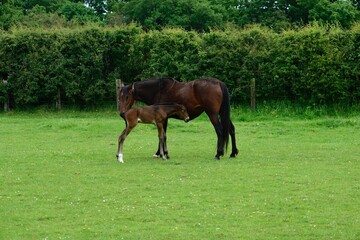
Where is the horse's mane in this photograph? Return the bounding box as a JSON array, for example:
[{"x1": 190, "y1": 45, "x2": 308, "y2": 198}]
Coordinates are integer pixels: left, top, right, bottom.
[
  {"x1": 145, "y1": 77, "x2": 177, "y2": 90},
  {"x1": 147, "y1": 76, "x2": 175, "y2": 82}
]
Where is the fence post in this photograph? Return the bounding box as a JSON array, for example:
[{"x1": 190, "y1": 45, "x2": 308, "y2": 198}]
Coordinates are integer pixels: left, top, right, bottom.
[
  {"x1": 250, "y1": 78, "x2": 256, "y2": 110},
  {"x1": 4, "y1": 97, "x2": 9, "y2": 112},
  {"x1": 55, "y1": 87, "x2": 61, "y2": 111},
  {"x1": 116, "y1": 79, "x2": 123, "y2": 110},
  {"x1": 2, "y1": 80, "x2": 9, "y2": 112}
]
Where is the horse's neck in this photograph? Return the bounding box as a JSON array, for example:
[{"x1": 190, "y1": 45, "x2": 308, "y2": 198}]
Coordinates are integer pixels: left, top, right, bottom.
[
  {"x1": 136, "y1": 78, "x2": 179, "y2": 104},
  {"x1": 134, "y1": 82, "x2": 156, "y2": 103}
]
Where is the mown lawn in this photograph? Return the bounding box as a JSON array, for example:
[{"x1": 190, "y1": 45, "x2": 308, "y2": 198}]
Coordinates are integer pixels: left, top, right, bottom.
[{"x1": 0, "y1": 111, "x2": 359, "y2": 239}]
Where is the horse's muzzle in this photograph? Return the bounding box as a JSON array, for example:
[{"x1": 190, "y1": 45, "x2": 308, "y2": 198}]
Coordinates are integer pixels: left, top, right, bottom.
[
  {"x1": 120, "y1": 112, "x2": 126, "y2": 119},
  {"x1": 184, "y1": 117, "x2": 190, "y2": 123}
]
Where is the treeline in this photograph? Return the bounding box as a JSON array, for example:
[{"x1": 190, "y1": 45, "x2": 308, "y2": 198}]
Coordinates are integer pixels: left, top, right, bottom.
[
  {"x1": 1, "y1": 0, "x2": 360, "y2": 32},
  {"x1": 0, "y1": 24, "x2": 359, "y2": 109}
]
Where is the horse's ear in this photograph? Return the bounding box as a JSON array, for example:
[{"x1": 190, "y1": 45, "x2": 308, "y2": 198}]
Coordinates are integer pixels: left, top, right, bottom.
[{"x1": 129, "y1": 83, "x2": 135, "y2": 95}]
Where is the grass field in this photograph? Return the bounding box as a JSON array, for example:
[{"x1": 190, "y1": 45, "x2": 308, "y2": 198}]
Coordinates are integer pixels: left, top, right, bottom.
[{"x1": 1, "y1": 109, "x2": 359, "y2": 239}]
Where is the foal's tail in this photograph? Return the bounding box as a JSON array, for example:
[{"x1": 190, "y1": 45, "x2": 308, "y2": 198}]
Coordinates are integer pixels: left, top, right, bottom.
[{"x1": 219, "y1": 82, "x2": 230, "y2": 152}]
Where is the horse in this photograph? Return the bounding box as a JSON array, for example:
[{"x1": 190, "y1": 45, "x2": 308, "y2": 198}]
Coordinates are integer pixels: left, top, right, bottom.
[
  {"x1": 117, "y1": 77, "x2": 239, "y2": 160},
  {"x1": 116, "y1": 103, "x2": 190, "y2": 163}
]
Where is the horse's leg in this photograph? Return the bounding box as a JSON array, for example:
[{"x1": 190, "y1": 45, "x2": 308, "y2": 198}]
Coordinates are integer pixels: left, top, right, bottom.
[
  {"x1": 163, "y1": 131, "x2": 170, "y2": 159},
  {"x1": 229, "y1": 120, "x2": 239, "y2": 158},
  {"x1": 116, "y1": 122, "x2": 136, "y2": 163},
  {"x1": 154, "y1": 118, "x2": 168, "y2": 158},
  {"x1": 207, "y1": 113, "x2": 224, "y2": 160},
  {"x1": 157, "y1": 123, "x2": 167, "y2": 160}
]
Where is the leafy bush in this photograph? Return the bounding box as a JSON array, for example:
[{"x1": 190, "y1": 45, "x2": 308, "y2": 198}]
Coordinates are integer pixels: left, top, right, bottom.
[
  {"x1": 0, "y1": 24, "x2": 359, "y2": 109},
  {"x1": 268, "y1": 25, "x2": 359, "y2": 104}
]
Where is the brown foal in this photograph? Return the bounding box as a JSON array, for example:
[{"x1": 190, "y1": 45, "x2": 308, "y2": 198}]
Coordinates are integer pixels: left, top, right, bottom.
[{"x1": 117, "y1": 103, "x2": 189, "y2": 163}]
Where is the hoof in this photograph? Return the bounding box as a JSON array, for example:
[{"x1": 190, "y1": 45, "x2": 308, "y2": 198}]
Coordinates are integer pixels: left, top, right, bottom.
[
  {"x1": 153, "y1": 154, "x2": 160, "y2": 158},
  {"x1": 214, "y1": 155, "x2": 221, "y2": 160},
  {"x1": 214, "y1": 151, "x2": 223, "y2": 160},
  {"x1": 116, "y1": 154, "x2": 124, "y2": 163},
  {"x1": 230, "y1": 149, "x2": 239, "y2": 158}
]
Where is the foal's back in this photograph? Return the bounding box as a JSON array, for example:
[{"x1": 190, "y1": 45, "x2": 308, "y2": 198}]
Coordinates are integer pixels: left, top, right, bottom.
[
  {"x1": 126, "y1": 106, "x2": 167, "y2": 124},
  {"x1": 126, "y1": 104, "x2": 185, "y2": 124}
]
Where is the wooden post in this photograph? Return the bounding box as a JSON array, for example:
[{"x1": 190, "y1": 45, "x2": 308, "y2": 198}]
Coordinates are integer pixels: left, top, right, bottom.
[
  {"x1": 2, "y1": 80, "x2": 9, "y2": 112},
  {"x1": 250, "y1": 78, "x2": 256, "y2": 110},
  {"x1": 55, "y1": 88, "x2": 61, "y2": 111},
  {"x1": 4, "y1": 100, "x2": 9, "y2": 112},
  {"x1": 4, "y1": 102, "x2": 9, "y2": 111},
  {"x1": 115, "y1": 79, "x2": 123, "y2": 110}
]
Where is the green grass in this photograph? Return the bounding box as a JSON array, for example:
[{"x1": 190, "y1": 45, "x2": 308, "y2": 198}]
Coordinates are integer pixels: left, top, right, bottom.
[{"x1": 1, "y1": 110, "x2": 359, "y2": 239}]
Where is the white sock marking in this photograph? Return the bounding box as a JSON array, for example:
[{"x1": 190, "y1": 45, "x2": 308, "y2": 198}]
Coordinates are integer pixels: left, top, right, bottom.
[{"x1": 117, "y1": 154, "x2": 124, "y2": 163}]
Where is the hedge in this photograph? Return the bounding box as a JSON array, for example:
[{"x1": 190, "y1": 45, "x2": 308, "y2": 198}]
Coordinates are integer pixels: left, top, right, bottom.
[{"x1": 0, "y1": 24, "x2": 359, "y2": 109}]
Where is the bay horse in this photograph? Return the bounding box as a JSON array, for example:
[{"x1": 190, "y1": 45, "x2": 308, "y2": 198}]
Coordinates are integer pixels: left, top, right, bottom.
[
  {"x1": 117, "y1": 103, "x2": 190, "y2": 163},
  {"x1": 118, "y1": 77, "x2": 239, "y2": 160}
]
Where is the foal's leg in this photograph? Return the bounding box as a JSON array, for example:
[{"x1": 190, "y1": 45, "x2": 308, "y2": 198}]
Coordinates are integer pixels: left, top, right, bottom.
[
  {"x1": 117, "y1": 128, "x2": 127, "y2": 163},
  {"x1": 117, "y1": 121, "x2": 136, "y2": 163},
  {"x1": 154, "y1": 118, "x2": 169, "y2": 158},
  {"x1": 229, "y1": 120, "x2": 239, "y2": 158}
]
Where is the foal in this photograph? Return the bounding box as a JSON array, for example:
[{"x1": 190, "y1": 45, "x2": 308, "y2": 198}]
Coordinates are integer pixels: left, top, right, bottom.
[{"x1": 117, "y1": 104, "x2": 190, "y2": 163}]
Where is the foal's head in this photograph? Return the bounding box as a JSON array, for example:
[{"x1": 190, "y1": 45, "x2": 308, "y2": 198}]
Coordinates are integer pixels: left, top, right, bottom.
[
  {"x1": 118, "y1": 84, "x2": 135, "y2": 118},
  {"x1": 175, "y1": 104, "x2": 190, "y2": 122}
]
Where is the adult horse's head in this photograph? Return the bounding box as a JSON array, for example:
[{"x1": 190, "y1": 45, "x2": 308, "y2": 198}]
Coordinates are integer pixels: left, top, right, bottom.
[{"x1": 118, "y1": 83, "x2": 135, "y2": 118}]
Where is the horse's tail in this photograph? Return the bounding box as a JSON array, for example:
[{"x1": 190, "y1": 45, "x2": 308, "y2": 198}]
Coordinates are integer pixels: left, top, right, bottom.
[{"x1": 219, "y1": 82, "x2": 230, "y2": 151}]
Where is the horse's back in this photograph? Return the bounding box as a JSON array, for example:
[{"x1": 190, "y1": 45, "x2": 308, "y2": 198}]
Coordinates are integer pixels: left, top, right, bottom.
[
  {"x1": 193, "y1": 77, "x2": 223, "y2": 85},
  {"x1": 191, "y1": 78, "x2": 224, "y2": 112}
]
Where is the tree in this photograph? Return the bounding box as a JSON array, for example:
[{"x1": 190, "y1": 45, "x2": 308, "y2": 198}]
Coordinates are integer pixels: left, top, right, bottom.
[
  {"x1": 233, "y1": 0, "x2": 293, "y2": 30},
  {"x1": 121, "y1": 0, "x2": 227, "y2": 31},
  {"x1": 22, "y1": 0, "x2": 70, "y2": 12},
  {"x1": 82, "y1": 0, "x2": 107, "y2": 16},
  {"x1": 57, "y1": 2, "x2": 101, "y2": 23},
  {"x1": 232, "y1": 0, "x2": 359, "y2": 29},
  {"x1": 352, "y1": 0, "x2": 360, "y2": 10},
  {"x1": 309, "y1": 0, "x2": 358, "y2": 28},
  {"x1": 1, "y1": 0, "x2": 104, "y2": 30},
  {"x1": 14, "y1": 5, "x2": 67, "y2": 29},
  {"x1": 285, "y1": 0, "x2": 359, "y2": 28},
  {"x1": 0, "y1": 0, "x2": 24, "y2": 30}
]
